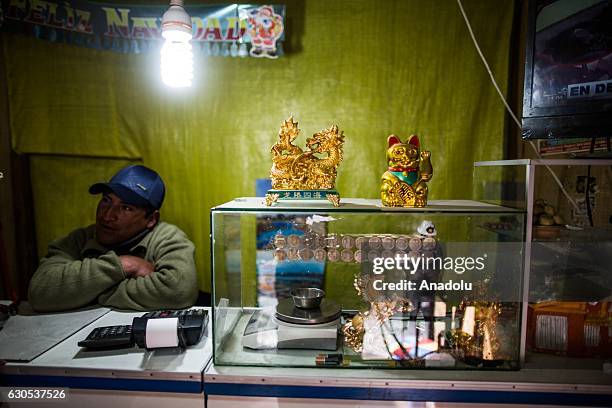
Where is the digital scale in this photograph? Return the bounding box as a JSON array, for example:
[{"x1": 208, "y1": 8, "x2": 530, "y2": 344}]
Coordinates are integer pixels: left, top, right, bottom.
[{"x1": 242, "y1": 298, "x2": 341, "y2": 350}]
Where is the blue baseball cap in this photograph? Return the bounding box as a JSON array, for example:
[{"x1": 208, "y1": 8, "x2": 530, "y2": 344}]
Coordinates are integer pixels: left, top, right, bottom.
[{"x1": 89, "y1": 165, "x2": 166, "y2": 210}]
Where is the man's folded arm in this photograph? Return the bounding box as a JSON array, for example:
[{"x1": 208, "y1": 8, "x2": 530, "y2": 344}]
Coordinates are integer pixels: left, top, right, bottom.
[
  {"x1": 98, "y1": 231, "x2": 198, "y2": 311},
  {"x1": 28, "y1": 231, "x2": 126, "y2": 312}
]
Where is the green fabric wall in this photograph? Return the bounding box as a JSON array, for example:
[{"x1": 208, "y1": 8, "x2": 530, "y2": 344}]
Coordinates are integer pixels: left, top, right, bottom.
[{"x1": 2, "y1": 0, "x2": 515, "y2": 293}]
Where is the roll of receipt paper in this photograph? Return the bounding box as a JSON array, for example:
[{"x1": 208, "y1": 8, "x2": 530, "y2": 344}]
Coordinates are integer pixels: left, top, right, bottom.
[{"x1": 145, "y1": 317, "x2": 179, "y2": 348}]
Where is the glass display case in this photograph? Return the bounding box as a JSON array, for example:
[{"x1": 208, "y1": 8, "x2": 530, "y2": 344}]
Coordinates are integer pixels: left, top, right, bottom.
[
  {"x1": 211, "y1": 198, "x2": 526, "y2": 370},
  {"x1": 474, "y1": 159, "x2": 612, "y2": 367}
]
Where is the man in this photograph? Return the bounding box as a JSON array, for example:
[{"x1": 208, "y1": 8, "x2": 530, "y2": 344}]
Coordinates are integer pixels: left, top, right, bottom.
[{"x1": 28, "y1": 165, "x2": 198, "y2": 312}]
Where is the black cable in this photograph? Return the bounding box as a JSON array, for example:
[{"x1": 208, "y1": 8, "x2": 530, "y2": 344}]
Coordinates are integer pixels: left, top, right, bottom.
[
  {"x1": 389, "y1": 321, "x2": 410, "y2": 358},
  {"x1": 379, "y1": 322, "x2": 396, "y2": 360},
  {"x1": 381, "y1": 319, "x2": 410, "y2": 360},
  {"x1": 585, "y1": 165, "x2": 594, "y2": 227},
  {"x1": 584, "y1": 137, "x2": 596, "y2": 227}
]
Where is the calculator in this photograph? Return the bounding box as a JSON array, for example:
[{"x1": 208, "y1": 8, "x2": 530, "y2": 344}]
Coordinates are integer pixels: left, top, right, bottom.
[{"x1": 77, "y1": 325, "x2": 134, "y2": 349}]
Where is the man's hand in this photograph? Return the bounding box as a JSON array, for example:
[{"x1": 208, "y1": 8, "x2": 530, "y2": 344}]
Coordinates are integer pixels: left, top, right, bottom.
[{"x1": 119, "y1": 255, "x2": 155, "y2": 278}]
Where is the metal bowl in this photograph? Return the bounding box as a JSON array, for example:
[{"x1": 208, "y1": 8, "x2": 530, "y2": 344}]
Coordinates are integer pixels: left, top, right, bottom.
[{"x1": 290, "y1": 287, "x2": 325, "y2": 309}]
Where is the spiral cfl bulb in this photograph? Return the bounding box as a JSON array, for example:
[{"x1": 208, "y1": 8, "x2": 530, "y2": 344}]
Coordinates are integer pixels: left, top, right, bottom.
[{"x1": 160, "y1": 0, "x2": 193, "y2": 88}]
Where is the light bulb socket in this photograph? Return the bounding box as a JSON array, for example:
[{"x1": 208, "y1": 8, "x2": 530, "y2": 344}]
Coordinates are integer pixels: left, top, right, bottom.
[{"x1": 161, "y1": 4, "x2": 192, "y2": 36}]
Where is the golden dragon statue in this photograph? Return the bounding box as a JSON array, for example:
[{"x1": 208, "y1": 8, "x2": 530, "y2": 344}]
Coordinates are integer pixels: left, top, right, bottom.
[{"x1": 267, "y1": 117, "x2": 345, "y2": 206}]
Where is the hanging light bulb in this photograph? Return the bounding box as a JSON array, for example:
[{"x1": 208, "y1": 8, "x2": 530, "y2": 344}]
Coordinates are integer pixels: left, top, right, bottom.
[{"x1": 160, "y1": 0, "x2": 193, "y2": 87}]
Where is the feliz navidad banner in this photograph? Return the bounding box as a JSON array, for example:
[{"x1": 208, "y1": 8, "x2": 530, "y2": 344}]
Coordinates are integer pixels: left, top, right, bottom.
[{"x1": 0, "y1": 0, "x2": 285, "y2": 58}]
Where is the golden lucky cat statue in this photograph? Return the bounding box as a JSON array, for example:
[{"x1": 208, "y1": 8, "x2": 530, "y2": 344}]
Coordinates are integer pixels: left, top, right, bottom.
[{"x1": 381, "y1": 134, "x2": 433, "y2": 207}]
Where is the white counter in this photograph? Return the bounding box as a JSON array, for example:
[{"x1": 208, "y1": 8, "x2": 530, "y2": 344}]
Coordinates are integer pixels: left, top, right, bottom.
[{"x1": 1, "y1": 307, "x2": 212, "y2": 407}]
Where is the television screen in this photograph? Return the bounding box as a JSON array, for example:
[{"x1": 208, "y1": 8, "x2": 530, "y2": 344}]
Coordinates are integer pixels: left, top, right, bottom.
[{"x1": 522, "y1": 0, "x2": 612, "y2": 139}]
